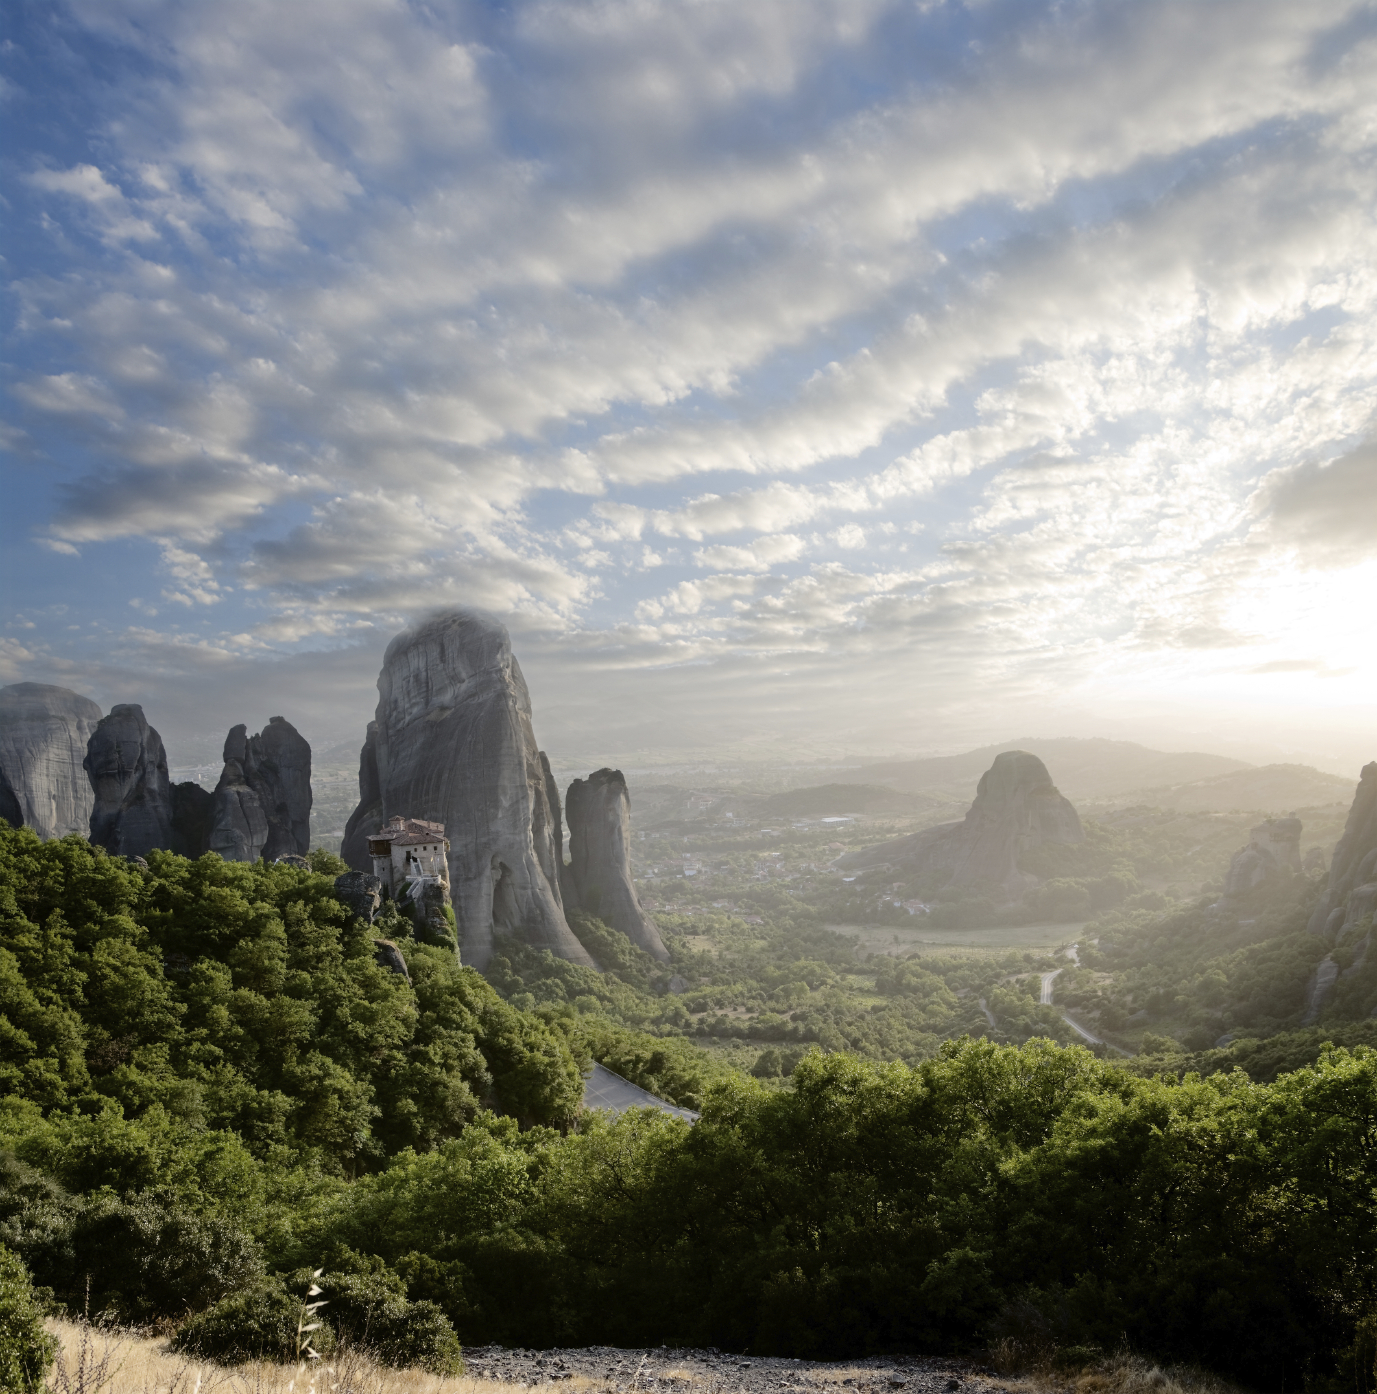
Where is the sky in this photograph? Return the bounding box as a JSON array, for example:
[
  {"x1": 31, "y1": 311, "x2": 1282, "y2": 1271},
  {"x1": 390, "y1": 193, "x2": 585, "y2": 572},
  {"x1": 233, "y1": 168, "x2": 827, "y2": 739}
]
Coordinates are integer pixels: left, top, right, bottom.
[{"x1": 3, "y1": 0, "x2": 1376, "y2": 775}]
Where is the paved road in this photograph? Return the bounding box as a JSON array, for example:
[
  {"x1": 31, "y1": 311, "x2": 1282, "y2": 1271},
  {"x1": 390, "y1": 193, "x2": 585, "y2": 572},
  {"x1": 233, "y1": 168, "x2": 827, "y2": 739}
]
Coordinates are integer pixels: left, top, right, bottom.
[
  {"x1": 1039, "y1": 969, "x2": 1061, "y2": 1005},
  {"x1": 583, "y1": 1063, "x2": 699, "y2": 1122}
]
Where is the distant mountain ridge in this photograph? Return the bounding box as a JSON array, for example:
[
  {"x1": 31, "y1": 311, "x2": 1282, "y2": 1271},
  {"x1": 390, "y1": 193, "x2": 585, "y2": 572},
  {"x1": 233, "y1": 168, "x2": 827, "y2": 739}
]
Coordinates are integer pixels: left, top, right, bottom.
[
  {"x1": 837, "y1": 738, "x2": 1251, "y2": 802},
  {"x1": 1127, "y1": 763, "x2": 1355, "y2": 813}
]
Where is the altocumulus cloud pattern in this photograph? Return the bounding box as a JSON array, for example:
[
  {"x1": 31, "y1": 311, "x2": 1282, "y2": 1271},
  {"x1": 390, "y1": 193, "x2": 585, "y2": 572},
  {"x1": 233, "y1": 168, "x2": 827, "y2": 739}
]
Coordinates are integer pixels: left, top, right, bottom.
[{"x1": 3, "y1": 0, "x2": 1376, "y2": 757}]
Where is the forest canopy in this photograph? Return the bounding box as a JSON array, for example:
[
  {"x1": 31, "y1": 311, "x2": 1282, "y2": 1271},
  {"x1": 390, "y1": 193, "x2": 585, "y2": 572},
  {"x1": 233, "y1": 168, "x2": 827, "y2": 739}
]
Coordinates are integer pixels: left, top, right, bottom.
[{"x1": 0, "y1": 824, "x2": 1375, "y2": 1389}]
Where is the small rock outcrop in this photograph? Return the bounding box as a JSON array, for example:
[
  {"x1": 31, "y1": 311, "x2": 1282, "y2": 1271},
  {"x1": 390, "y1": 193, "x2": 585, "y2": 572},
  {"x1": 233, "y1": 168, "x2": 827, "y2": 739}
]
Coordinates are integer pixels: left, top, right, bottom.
[
  {"x1": 564, "y1": 767, "x2": 668, "y2": 961},
  {"x1": 341, "y1": 610, "x2": 594, "y2": 972},
  {"x1": 85, "y1": 704, "x2": 178, "y2": 858},
  {"x1": 373, "y1": 939, "x2": 411, "y2": 981},
  {"x1": 334, "y1": 870, "x2": 383, "y2": 924},
  {"x1": 1223, "y1": 817, "x2": 1303, "y2": 898},
  {"x1": 207, "y1": 718, "x2": 312, "y2": 863},
  {"x1": 0, "y1": 683, "x2": 103, "y2": 839},
  {"x1": 1308, "y1": 762, "x2": 1377, "y2": 938},
  {"x1": 838, "y1": 750, "x2": 1084, "y2": 900}
]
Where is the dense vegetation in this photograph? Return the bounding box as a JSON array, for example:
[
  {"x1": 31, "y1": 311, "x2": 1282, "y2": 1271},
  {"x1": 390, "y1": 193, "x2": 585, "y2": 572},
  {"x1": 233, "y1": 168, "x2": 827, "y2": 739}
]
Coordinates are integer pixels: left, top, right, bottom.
[{"x1": 2, "y1": 821, "x2": 1376, "y2": 1390}]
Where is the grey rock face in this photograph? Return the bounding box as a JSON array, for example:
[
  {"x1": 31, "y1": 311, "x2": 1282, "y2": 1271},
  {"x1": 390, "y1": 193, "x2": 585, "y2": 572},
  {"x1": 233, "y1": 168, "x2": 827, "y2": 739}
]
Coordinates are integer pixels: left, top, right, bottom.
[
  {"x1": 373, "y1": 939, "x2": 411, "y2": 981},
  {"x1": 839, "y1": 750, "x2": 1084, "y2": 901},
  {"x1": 85, "y1": 704, "x2": 177, "y2": 858},
  {"x1": 565, "y1": 767, "x2": 669, "y2": 962},
  {"x1": 0, "y1": 683, "x2": 103, "y2": 839},
  {"x1": 408, "y1": 878, "x2": 454, "y2": 945},
  {"x1": 341, "y1": 722, "x2": 382, "y2": 870},
  {"x1": 1223, "y1": 817, "x2": 1303, "y2": 898},
  {"x1": 170, "y1": 781, "x2": 215, "y2": 857},
  {"x1": 1308, "y1": 762, "x2": 1377, "y2": 936},
  {"x1": 208, "y1": 718, "x2": 312, "y2": 863},
  {"x1": 334, "y1": 870, "x2": 383, "y2": 924},
  {"x1": 275, "y1": 853, "x2": 311, "y2": 870},
  {"x1": 341, "y1": 610, "x2": 594, "y2": 972}
]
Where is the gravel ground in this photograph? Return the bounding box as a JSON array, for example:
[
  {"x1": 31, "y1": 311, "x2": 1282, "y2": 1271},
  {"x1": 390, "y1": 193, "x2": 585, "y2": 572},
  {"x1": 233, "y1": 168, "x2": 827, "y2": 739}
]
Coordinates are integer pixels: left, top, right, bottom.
[{"x1": 461, "y1": 1347, "x2": 1014, "y2": 1394}]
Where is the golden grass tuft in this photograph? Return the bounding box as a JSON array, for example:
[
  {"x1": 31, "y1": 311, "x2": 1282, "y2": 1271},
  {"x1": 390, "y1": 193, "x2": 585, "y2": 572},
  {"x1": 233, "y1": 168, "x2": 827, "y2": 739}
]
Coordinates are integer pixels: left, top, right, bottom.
[
  {"x1": 44, "y1": 1318, "x2": 515, "y2": 1394},
  {"x1": 988, "y1": 1351, "x2": 1249, "y2": 1394}
]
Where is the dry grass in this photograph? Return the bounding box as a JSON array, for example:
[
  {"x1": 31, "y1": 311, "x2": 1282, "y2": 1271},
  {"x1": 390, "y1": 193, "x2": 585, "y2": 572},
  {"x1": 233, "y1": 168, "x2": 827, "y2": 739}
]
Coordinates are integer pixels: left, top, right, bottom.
[
  {"x1": 991, "y1": 1351, "x2": 1249, "y2": 1394},
  {"x1": 43, "y1": 1319, "x2": 510, "y2": 1394}
]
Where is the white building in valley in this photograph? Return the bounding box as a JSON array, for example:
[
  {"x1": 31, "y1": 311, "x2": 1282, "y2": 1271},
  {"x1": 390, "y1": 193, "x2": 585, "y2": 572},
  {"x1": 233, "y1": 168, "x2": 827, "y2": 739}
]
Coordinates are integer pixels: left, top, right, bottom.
[{"x1": 367, "y1": 816, "x2": 449, "y2": 898}]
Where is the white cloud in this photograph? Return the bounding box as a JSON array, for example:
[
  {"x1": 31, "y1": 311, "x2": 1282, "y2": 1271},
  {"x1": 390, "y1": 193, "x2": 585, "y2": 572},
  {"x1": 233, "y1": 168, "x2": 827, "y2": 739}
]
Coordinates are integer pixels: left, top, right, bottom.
[{"x1": 7, "y1": 0, "x2": 1377, "y2": 755}]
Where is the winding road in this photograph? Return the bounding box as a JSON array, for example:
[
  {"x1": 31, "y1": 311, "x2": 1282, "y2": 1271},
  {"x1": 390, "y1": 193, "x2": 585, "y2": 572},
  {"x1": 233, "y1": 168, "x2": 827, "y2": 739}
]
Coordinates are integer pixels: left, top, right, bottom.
[{"x1": 1038, "y1": 944, "x2": 1114, "y2": 1047}]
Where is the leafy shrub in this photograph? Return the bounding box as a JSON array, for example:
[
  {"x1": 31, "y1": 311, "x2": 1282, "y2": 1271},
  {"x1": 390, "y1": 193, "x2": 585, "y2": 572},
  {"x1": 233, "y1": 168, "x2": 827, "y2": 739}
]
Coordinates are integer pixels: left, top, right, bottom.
[
  {"x1": 0, "y1": 1243, "x2": 57, "y2": 1393},
  {"x1": 172, "y1": 1259, "x2": 462, "y2": 1374},
  {"x1": 171, "y1": 1276, "x2": 307, "y2": 1364},
  {"x1": 567, "y1": 913, "x2": 658, "y2": 987},
  {"x1": 67, "y1": 1189, "x2": 262, "y2": 1323},
  {"x1": 323, "y1": 1250, "x2": 462, "y2": 1372}
]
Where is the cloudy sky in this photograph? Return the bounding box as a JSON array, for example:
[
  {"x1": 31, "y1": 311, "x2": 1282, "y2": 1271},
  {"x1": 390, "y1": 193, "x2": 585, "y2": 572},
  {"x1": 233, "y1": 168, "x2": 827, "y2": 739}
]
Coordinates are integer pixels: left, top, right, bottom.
[{"x1": 3, "y1": 0, "x2": 1376, "y2": 772}]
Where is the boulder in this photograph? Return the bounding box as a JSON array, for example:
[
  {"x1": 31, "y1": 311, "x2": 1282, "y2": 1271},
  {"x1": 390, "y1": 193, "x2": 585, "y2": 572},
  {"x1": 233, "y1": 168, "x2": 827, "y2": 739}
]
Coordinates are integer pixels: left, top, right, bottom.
[
  {"x1": 334, "y1": 870, "x2": 383, "y2": 924},
  {"x1": 839, "y1": 750, "x2": 1083, "y2": 901},
  {"x1": 340, "y1": 610, "x2": 594, "y2": 972},
  {"x1": 408, "y1": 878, "x2": 454, "y2": 945},
  {"x1": 564, "y1": 767, "x2": 669, "y2": 961},
  {"x1": 1223, "y1": 817, "x2": 1303, "y2": 898},
  {"x1": 275, "y1": 853, "x2": 311, "y2": 870},
  {"x1": 1308, "y1": 762, "x2": 1377, "y2": 936},
  {"x1": 207, "y1": 718, "x2": 312, "y2": 863},
  {"x1": 372, "y1": 938, "x2": 411, "y2": 981},
  {"x1": 0, "y1": 683, "x2": 103, "y2": 839},
  {"x1": 85, "y1": 704, "x2": 177, "y2": 858}
]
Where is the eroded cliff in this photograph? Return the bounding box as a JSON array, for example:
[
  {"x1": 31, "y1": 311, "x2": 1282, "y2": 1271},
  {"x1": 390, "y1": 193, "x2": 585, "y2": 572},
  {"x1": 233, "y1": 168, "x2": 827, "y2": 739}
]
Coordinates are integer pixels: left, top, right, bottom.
[
  {"x1": 565, "y1": 767, "x2": 669, "y2": 962},
  {"x1": 342, "y1": 610, "x2": 593, "y2": 972},
  {"x1": 0, "y1": 683, "x2": 103, "y2": 840}
]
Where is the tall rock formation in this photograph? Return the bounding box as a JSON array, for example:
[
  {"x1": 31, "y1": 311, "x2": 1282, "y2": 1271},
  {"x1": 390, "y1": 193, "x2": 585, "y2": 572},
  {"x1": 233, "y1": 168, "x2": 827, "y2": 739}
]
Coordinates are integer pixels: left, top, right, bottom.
[
  {"x1": 85, "y1": 704, "x2": 178, "y2": 858},
  {"x1": 838, "y1": 750, "x2": 1084, "y2": 900},
  {"x1": 341, "y1": 610, "x2": 594, "y2": 972},
  {"x1": 0, "y1": 683, "x2": 103, "y2": 839},
  {"x1": 565, "y1": 768, "x2": 669, "y2": 962},
  {"x1": 207, "y1": 718, "x2": 313, "y2": 862},
  {"x1": 1223, "y1": 817, "x2": 1303, "y2": 898},
  {"x1": 1308, "y1": 762, "x2": 1377, "y2": 938}
]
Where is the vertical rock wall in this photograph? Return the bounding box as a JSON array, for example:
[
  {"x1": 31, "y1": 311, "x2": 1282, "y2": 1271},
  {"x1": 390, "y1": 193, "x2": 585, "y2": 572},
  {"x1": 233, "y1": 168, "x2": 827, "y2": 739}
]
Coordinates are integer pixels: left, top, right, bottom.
[
  {"x1": 341, "y1": 610, "x2": 594, "y2": 972},
  {"x1": 207, "y1": 717, "x2": 313, "y2": 862},
  {"x1": 565, "y1": 767, "x2": 669, "y2": 962},
  {"x1": 1308, "y1": 762, "x2": 1377, "y2": 937},
  {"x1": 85, "y1": 704, "x2": 178, "y2": 858},
  {"x1": 0, "y1": 683, "x2": 103, "y2": 840}
]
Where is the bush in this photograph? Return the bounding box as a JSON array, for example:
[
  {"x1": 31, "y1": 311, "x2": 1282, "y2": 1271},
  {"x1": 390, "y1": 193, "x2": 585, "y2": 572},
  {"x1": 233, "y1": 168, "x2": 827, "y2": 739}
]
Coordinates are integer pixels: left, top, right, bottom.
[
  {"x1": 567, "y1": 913, "x2": 658, "y2": 987},
  {"x1": 69, "y1": 1189, "x2": 262, "y2": 1323},
  {"x1": 171, "y1": 1260, "x2": 462, "y2": 1374},
  {"x1": 323, "y1": 1250, "x2": 463, "y2": 1373},
  {"x1": 171, "y1": 1276, "x2": 308, "y2": 1364},
  {"x1": 0, "y1": 1243, "x2": 57, "y2": 1393}
]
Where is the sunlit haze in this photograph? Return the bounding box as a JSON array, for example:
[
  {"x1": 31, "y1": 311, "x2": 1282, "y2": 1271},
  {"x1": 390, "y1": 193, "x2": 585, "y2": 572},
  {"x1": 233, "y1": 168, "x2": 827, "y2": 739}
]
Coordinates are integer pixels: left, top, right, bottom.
[{"x1": 3, "y1": 0, "x2": 1375, "y2": 773}]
